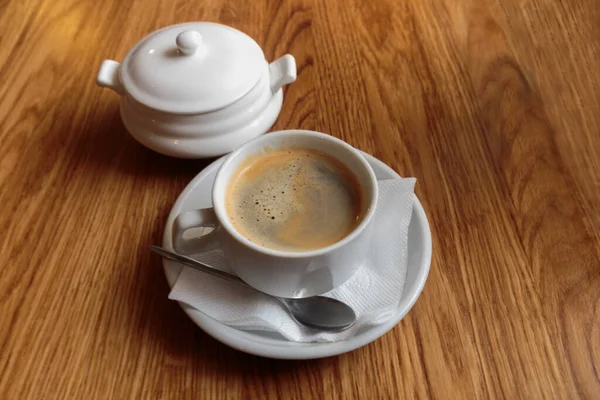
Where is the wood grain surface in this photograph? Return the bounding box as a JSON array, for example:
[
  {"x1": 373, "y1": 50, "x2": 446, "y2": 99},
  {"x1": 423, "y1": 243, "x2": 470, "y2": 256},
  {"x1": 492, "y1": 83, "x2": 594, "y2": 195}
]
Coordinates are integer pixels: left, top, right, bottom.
[{"x1": 1, "y1": 0, "x2": 599, "y2": 398}]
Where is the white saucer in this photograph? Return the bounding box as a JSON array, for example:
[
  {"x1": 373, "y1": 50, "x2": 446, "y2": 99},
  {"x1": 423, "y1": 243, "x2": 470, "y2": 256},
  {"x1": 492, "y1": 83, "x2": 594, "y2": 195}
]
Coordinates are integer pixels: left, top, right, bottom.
[{"x1": 162, "y1": 151, "x2": 432, "y2": 359}]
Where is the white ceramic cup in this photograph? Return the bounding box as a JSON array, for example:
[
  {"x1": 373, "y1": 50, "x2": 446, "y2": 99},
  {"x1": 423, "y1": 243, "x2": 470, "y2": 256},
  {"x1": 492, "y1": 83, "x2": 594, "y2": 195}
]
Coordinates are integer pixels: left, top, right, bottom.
[{"x1": 172, "y1": 130, "x2": 378, "y2": 298}]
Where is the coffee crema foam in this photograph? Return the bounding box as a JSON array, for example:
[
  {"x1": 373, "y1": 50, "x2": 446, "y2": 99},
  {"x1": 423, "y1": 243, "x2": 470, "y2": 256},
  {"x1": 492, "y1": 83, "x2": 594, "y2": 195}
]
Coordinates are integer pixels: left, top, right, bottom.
[{"x1": 225, "y1": 148, "x2": 363, "y2": 252}]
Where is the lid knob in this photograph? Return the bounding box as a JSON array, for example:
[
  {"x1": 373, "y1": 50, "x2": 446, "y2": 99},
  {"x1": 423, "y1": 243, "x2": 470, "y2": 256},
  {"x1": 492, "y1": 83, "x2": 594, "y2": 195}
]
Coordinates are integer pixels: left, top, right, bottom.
[{"x1": 176, "y1": 30, "x2": 203, "y2": 55}]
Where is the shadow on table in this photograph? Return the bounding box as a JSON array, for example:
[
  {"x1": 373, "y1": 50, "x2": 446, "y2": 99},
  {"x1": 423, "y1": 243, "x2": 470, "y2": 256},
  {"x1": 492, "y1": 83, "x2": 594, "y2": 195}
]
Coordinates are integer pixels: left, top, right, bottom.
[
  {"x1": 125, "y1": 218, "x2": 339, "y2": 379},
  {"x1": 65, "y1": 102, "x2": 217, "y2": 181}
]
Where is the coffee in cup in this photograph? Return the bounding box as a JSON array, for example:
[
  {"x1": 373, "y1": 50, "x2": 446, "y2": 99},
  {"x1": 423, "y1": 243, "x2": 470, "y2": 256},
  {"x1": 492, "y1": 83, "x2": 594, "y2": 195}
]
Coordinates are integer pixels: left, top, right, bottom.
[{"x1": 225, "y1": 148, "x2": 364, "y2": 252}]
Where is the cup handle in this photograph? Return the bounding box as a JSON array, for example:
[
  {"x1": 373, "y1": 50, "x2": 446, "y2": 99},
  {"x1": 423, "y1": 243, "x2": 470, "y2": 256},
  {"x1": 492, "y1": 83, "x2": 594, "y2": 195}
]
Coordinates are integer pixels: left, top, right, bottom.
[{"x1": 172, "y1": 208, "x2": 220, "y2": 255}]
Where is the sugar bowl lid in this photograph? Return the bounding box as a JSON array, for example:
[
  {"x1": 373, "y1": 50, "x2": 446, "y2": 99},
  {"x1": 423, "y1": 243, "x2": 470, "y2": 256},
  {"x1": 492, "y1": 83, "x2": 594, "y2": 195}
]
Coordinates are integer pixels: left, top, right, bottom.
[{"x1": 120, "y1": 22, "x2": 265, "y2": 114}]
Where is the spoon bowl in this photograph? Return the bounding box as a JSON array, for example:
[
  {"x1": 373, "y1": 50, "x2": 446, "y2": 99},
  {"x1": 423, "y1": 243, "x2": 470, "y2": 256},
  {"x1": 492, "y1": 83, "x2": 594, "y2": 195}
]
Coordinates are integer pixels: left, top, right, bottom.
[{"x1": 284, "y1": 297, "x2": 356, "y2": 331}]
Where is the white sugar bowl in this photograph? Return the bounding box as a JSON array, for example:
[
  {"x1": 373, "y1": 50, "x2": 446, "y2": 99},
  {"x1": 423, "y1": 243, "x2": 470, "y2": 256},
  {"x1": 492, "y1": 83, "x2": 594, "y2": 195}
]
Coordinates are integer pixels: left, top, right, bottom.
[{"x1": 96, "y1": 22, "x2": 296, "y2": 158}]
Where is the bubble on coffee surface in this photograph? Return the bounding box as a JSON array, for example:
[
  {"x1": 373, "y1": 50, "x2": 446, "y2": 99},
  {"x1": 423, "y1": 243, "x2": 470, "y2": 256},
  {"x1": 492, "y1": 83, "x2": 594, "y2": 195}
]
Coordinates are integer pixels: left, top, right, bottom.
[{"x1": 226, "y1": 148, "x2": 363, "y2": 252}]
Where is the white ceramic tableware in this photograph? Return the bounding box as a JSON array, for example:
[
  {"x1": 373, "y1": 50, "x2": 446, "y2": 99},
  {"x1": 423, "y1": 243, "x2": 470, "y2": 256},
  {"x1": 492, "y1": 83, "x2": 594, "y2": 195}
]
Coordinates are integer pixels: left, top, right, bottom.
[
  {"x1": 162, "y1": 151, "x2": 432, "y2": 359},
  {"x1": 96, "y1": 22, "x2": 296, "y2": 158},
  {"x1": 172, "y1": 130, "x2": 379, "y2": 298}
]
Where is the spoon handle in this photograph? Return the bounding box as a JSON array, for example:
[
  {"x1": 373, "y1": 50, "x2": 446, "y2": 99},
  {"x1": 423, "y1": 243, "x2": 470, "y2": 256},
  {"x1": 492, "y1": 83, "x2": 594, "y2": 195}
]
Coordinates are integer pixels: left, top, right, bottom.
[{"x1": 150, "y1": 245, "x2": 254, "y2": 290}]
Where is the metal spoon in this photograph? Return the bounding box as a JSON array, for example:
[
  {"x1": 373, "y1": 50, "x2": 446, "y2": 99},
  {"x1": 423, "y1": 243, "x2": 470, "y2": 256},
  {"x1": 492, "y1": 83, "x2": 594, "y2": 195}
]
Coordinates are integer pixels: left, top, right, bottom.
[{"x1": 151, "y1": 245, "x2": 357, "y2": 331}]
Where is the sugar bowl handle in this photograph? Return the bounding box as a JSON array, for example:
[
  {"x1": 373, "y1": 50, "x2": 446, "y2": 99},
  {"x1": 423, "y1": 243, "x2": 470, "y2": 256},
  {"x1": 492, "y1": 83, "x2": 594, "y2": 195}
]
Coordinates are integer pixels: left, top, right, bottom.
[
  {"x1": 269, "y1": 54, "x2": 297, "y2": 94},
  {"x1": 96, "y1": 60, "x2": 125, "y2": 95}
]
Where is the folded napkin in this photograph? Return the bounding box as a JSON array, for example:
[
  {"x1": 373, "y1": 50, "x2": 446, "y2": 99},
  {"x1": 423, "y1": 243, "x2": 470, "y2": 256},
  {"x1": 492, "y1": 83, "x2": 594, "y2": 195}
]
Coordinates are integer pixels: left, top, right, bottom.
[{"x1": 169, "y1": 178, "x2": 416, "y2": 342}]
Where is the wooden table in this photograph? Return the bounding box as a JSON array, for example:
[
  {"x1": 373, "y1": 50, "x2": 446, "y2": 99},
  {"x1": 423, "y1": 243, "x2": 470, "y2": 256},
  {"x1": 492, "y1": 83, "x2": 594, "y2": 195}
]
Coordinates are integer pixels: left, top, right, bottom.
[{"x1": 1, "y1": 0, "x2": 599, "y2": 398}]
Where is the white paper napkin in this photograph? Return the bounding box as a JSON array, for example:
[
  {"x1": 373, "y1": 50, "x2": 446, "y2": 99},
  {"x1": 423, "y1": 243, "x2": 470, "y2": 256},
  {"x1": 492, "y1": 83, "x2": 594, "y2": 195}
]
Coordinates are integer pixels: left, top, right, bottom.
[{"x1": 169, "y1": 178, "x2": 416, "y2": 343}]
